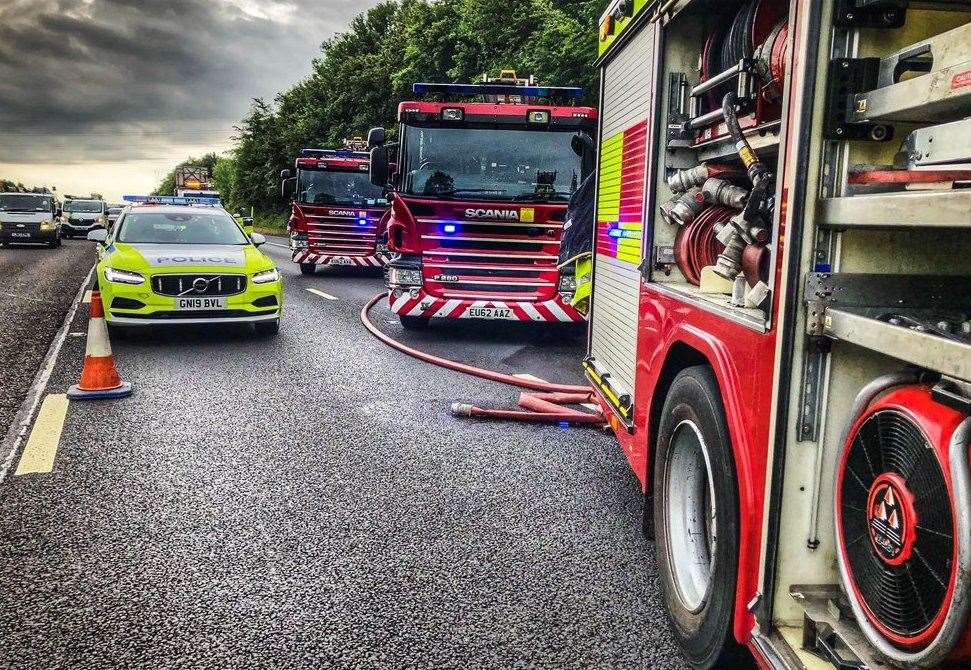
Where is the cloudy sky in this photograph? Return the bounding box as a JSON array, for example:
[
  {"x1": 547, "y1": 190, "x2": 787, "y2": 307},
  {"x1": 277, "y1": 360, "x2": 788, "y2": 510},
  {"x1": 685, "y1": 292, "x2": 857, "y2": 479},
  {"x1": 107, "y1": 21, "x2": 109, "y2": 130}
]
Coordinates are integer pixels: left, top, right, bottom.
[{"x1": 0, "y1": 0, "x2": 378, "y2": 201}]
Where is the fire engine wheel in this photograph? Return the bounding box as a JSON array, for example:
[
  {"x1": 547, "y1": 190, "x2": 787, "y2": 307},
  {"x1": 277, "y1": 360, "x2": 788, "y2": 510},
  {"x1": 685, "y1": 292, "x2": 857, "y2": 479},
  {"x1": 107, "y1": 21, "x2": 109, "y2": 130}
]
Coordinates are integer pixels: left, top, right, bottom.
[
  {"x1": 299, "y1": 263, "x2": 317, "y2": 276},
  {"x1": 399, "y1": 314, "x2": 430, "y2": 330},
  {"x1": 653, "y1": 365, "x2": 747, "y2": 669}
]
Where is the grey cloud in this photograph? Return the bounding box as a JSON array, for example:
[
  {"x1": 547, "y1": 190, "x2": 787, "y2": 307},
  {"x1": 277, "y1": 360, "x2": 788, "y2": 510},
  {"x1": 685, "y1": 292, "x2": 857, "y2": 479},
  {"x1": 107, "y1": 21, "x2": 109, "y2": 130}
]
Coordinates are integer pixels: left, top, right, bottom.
[{"x1": 0, "y1": 0, "x2": 375, "y2": 163}]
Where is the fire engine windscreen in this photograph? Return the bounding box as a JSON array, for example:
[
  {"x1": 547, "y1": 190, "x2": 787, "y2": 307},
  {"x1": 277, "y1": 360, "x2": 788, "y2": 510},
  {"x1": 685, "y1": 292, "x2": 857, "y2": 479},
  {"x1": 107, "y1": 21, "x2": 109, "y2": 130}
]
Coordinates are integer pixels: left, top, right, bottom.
[
  {"x1": 118, "y1": 212, "x2": 249, "y2": 245},
  {"x1": 400, "y1": 127, "x2": 582, "y2": 201},
  {"x1": 0, "y1": 194, "x2": 53, "y2": 212},
  {"x1": 297, "y1": 169, "x2": 388, "y2": 207}
]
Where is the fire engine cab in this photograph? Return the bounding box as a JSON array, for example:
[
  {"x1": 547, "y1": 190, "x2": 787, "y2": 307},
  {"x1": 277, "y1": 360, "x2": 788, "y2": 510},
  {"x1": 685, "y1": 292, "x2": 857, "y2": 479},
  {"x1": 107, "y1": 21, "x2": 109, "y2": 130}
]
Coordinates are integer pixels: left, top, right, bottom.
[
  {"x1": 367, "y1": 71, "x2": 598, "y2": 329},
  {"x1": 282, "y1": 141, "x2": 390, "y2": 275},
  {"x1": 589, "y1": 0, "x2": 970, "y2": 668}
]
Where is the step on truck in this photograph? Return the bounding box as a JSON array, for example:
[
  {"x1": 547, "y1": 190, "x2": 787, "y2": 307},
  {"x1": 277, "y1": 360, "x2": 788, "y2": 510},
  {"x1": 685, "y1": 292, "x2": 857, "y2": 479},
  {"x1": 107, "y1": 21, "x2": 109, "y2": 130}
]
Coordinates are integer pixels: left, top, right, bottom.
[
  {"x1": 282, "y1": 141, "x2": 390, "y2": 275},
  {"x1": 588, "y1": 1, "x2": 971, "y2": 668},
  {"x1": 367, "y1": 71, "x2": 598, "y2": 328}
]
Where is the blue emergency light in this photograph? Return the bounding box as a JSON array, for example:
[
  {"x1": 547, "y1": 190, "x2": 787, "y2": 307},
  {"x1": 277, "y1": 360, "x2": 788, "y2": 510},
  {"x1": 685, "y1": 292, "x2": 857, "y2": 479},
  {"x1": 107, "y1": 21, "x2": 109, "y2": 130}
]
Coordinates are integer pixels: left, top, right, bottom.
[
  {"x1": 443, "y1": 224, "x2": 458, "y2": 234},
  {"x1": 123, "y1": 195, "x2": 221, "y2": 206},
  {"x1": 412, "y1": 82, "x2": 584, "y2": 100},
  {"x1": 608, "y1": 227, "x2": 641, "y2": 240}
]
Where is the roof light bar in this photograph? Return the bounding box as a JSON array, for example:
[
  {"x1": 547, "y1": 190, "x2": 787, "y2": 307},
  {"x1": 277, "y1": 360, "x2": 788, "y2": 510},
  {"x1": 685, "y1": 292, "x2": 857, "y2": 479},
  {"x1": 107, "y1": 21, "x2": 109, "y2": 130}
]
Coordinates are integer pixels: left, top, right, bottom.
[
  {"x1": 123, "y1": 195, "x2": 221, "y2": 206},
  {"x1": 412, "y1": 83, "x2": 584, "y2": 100}
]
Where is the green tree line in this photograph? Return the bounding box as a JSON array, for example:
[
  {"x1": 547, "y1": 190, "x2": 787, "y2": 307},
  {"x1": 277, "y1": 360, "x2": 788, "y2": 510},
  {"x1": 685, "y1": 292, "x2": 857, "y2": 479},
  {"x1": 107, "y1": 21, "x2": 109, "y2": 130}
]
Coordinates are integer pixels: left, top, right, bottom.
[{"x1": 156, "y1": 0, "x2": 601, "y2": 221}]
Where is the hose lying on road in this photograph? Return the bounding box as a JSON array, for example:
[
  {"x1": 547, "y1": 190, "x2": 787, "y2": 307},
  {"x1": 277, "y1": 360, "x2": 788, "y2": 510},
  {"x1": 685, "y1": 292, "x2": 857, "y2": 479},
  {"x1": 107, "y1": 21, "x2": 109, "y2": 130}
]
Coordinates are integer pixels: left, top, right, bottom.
[{"x1": 361, "y1": 294, "x2": 605, "y2": 426}]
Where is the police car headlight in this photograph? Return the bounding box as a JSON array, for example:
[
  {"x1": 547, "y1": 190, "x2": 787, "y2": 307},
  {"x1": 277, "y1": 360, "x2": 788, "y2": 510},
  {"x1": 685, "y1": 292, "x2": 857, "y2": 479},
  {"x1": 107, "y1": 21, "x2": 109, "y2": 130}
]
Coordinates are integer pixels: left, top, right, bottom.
[
  {"x1": 252, "y1": 269, "x2": 280, "y2": 284},
  {"x1": 105, "y1": 268, "x2": 145, "y2": 285},
  {"x1": 388, "y1": 267, "x2": 423, "y2": 286}
]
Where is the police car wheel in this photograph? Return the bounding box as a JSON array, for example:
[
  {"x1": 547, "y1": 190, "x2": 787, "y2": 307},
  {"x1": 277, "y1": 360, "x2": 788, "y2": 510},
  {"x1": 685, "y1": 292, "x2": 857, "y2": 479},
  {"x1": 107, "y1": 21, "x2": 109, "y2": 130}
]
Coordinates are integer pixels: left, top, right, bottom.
[
  {"x1": 299, "y1": 263, "x2": 317, "y2": 276},
  {"x1": 399, "y1": 315, "x2": 430, "y2": 330},
  {"x1": 653, "y1": 365, "x2": 749, "y2": 669}
]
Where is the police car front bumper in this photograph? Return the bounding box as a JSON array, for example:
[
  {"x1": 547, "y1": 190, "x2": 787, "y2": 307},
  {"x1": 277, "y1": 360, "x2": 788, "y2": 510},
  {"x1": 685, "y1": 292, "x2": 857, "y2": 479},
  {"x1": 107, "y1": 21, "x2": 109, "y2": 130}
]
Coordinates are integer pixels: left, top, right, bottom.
[{"x1": 108, "y1": 311, "x2": 280, "y2": 326}]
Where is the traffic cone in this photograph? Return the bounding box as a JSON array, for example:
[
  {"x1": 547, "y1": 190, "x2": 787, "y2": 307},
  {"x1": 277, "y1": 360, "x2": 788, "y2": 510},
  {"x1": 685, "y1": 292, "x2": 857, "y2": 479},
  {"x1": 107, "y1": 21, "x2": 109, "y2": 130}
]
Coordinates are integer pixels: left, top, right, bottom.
[{"x1": 67, "y1": 291, "x2": 133, "y2": 400}]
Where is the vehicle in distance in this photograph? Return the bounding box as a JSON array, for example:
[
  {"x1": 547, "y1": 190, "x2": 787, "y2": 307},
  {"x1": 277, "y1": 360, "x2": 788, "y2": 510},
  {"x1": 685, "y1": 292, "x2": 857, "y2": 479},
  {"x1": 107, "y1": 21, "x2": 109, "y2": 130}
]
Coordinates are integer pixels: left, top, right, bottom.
[
  {"x1": 88, "y1": 196, "x2": 283, "y2": 337},
  {"x1": 281, "y1": 146, "x2": 390, "y2": 274},
  {"x1": 106, "y1": 204, "x2": 125, "y2": 227},
  {"x1": 0, "y1": 192, "x2": 62, "y2": 248},
  {"x1": 61, "y1": 197, "x2": 107, "y2": 238}
]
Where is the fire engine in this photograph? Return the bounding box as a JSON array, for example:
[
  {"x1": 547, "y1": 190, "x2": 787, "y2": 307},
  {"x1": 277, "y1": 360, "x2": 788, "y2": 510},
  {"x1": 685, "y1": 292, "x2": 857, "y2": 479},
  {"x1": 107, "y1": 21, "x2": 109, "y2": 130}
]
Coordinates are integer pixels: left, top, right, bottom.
[
  {"x1": 367, "y1": 71, "x2": 598, "y2": 329},
  {"x1": 588, "y1": 1, "x2": 970, "y2": 668},
  {"x1": 281, "y1": 140, "x2": 390, "y2": 275}
]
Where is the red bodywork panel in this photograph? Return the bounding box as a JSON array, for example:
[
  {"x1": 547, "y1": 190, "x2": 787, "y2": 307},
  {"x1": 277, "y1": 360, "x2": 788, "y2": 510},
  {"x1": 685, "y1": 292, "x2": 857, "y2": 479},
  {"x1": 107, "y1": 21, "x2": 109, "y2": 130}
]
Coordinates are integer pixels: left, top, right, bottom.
[{"x1": 386, "y1": 195, "x2": 568, "y2": 303}]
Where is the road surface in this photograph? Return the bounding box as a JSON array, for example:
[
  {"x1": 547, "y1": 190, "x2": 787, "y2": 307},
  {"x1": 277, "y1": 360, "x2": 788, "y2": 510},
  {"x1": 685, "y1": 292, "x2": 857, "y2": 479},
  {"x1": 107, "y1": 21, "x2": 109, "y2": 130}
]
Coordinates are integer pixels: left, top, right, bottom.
[{"x1": 0, "y1": 237, "x2": 684, "y2": 668}]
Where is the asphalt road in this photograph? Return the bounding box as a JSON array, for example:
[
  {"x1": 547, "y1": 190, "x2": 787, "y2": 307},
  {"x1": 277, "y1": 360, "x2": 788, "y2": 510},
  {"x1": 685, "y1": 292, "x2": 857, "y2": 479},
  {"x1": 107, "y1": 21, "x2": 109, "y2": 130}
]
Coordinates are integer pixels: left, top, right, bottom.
[
  {"x1": 0, "y1": 237, "x2": 685, "y2": 668},
  {"x1": 0, "y1": 239, "x2": 94, "y2": 441}
]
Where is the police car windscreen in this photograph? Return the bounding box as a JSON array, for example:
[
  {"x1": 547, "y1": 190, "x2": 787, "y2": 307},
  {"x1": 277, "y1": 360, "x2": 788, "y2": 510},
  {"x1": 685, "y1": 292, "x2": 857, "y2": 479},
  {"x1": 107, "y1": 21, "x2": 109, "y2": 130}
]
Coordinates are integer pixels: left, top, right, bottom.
[
  {"x1": 0, "y1": 194, "x2": 52, "y2": 212},
  {"x1": 118, "y1": 212, "x2": 249, "y2": 245},
  {"x1": 297, "y1": 170, "x2": 387, "y2": 206},
  {"x1": 64, "y1": 200, "x2": 103, "y2": 213},
  {"x1": 400, "y1": 126, "x2": 580, "y2": 202}
]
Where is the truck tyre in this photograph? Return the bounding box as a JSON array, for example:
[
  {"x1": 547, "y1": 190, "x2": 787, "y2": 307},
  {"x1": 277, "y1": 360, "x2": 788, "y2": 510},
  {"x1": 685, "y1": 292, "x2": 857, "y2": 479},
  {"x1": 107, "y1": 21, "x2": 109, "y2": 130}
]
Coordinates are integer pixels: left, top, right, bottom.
[
  {"x1": 399, "y1": 314, "x2": 430, "y2": 330},
  {"x1": 653, "y1": 365, "x2": 749, "y2": 669},
  {"x1": 300, "y1": 263, "x2": 316, "y2": 276}
]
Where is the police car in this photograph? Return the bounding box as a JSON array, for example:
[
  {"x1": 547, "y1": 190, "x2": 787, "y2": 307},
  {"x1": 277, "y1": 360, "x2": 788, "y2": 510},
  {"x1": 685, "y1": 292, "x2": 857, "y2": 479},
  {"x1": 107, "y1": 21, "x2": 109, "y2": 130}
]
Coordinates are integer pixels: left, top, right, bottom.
[{"x1": 88, "y1": 196, "x2": 283, "y2": 336}]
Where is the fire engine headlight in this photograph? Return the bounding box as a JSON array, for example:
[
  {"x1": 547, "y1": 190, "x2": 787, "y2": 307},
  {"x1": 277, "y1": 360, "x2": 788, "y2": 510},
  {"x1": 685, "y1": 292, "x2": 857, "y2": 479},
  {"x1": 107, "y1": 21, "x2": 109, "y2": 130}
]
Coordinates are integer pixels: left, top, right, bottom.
[
  {"x1": 441, "y1": 108, "x2": 464, "y2": 122},
  {"x1": 252, "y1": 269, "x2": 280, "y2": 285},
  {"x1": 528, "y1": 110, "x2": 551, "y2": 124},
  {"x1": 290, "y1": 233, "x2": 308, "y2": 249},
  {"x1": 104, "y1": 268, "x2": 145, "y2": 285},
  {"x1": 558, "y1": 274, "x2": 577, "y2": 294},
  {"x1": 388, "y1": 267, "x2": 423, "y2": 286}
]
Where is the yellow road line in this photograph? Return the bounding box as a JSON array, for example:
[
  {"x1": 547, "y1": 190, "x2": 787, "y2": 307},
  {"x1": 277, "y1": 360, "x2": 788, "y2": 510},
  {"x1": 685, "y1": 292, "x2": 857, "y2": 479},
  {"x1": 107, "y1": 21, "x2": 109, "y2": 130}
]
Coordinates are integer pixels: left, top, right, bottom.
[
  {"x1": 15, "y1": 394, "x2": 69, "y2": 476},
  {"x1": 306, "y1": 288, "x2": 338, "y2": 301},
  {"x1": 83, "y1": 290, "x2": 92, "y2": 304}
]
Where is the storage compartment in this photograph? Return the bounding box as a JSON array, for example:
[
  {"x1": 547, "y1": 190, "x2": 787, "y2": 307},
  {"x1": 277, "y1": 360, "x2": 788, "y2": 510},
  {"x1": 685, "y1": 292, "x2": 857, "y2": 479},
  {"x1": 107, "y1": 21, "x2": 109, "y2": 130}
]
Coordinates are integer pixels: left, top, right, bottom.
[
  {"x1": 647, "y1": 0, "x2": 792, "y2": 329},
  {"x1": 770, "y1": 3, "x2": 971, "y2": 668}
]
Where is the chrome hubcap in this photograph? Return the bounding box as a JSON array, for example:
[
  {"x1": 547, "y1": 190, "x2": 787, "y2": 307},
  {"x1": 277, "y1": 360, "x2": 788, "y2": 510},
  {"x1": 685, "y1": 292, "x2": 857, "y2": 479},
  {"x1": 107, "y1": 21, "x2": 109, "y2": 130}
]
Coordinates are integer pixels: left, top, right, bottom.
[{"x1": 664, "y1": 419, "x2": 717, "y2": 613}]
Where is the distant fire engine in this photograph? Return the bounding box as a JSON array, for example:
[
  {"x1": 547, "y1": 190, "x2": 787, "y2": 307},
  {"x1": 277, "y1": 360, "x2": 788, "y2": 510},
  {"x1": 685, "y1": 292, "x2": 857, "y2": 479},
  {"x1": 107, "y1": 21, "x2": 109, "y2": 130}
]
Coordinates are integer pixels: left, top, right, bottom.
[
  {"x1": 281, "y1": 141, "x2": 390, "y2": 275},
  {"x1": 367, "y1": 71, "x2": 597, "y2": 328}
]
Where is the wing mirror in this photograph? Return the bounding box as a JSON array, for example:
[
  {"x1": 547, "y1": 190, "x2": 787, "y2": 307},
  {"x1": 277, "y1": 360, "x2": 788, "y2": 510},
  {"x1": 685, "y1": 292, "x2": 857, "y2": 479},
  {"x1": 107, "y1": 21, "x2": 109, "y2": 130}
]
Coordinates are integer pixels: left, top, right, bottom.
[
  {"x1": 87, "y1": 229, "x2": 108, "y2": 244},
  {"x1": 282, "y1": 177, "x2": 297, "y2": 202},
  {"x1": 367, "y1": 127, "x2": 386, "y2": 148},
  {"x1": 250, "y1": 232, "x2": 267, "y2": 247}
]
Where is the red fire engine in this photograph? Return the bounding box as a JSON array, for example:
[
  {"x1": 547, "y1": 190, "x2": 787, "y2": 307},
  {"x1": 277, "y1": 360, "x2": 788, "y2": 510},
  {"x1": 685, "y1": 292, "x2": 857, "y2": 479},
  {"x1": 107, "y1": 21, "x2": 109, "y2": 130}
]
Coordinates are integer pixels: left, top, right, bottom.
[
  {"x1": 281, "y1": 142, "x2": 390, "y2": 274},
  {"x1": 367, "y1": 71, "x2": 598, "y2": 329},
  {"x1": 589, "y1": 1, "x2": 970, "y2": 668}
]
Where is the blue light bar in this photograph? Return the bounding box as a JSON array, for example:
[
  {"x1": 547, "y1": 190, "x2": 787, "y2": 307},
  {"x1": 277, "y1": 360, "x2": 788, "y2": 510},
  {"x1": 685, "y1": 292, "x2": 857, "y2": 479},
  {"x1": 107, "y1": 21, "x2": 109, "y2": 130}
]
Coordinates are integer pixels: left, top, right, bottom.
[
  {"x1": 412, "y1": 82, "x2": 584, "y2": 100},
  {"x1": 607, "y1": 227, "x2": 641, "y2": 239},
  {"x1": 123, "y1": 195, "x2": 221, "y2": 206}
]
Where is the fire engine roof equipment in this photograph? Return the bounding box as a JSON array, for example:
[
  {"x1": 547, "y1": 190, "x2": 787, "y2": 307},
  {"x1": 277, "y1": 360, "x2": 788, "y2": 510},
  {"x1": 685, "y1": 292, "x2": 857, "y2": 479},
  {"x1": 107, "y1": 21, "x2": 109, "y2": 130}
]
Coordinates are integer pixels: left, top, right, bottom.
[{"x1": 412, "y1": 82, "x2": 585, "y2": 101}]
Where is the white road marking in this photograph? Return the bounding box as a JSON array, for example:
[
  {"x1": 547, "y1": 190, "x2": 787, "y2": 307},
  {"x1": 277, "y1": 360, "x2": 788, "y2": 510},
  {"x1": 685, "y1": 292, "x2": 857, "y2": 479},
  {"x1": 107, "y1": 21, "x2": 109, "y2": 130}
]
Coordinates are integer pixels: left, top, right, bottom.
[
  {"x1": 267, "y1": 242, "x2": 291, "y2": 249},
  {"x1": 15, "y1": 394, "x2": 68, "y2": 476},
  {"x1": 306, "y1": 288, "x2": 338, "y2": 301},
  {"x1": 0, "y1": 265, "x2": 95, "y2": 483}
]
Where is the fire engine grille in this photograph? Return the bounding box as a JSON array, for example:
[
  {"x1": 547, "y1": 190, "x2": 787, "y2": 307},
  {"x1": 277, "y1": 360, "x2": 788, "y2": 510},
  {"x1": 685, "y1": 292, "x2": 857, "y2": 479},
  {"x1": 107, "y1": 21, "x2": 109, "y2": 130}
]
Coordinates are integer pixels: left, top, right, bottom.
[
  {"x1": 152, "y1": 274, "x2": 247, "y2": 297},
  {"x1": 305, "y1": 217, "x2": 378, "y2": 256},
  {"x1": 419, "y1": 218, "x2": 563, "y2": 301}
]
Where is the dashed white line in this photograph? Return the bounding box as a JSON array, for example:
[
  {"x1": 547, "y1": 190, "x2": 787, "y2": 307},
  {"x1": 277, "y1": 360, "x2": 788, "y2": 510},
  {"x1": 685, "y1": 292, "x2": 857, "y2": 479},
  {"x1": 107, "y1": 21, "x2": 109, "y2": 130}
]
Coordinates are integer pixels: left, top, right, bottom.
[{"x1": 306, "y1": 288, "x2": 338, "y2": 301}]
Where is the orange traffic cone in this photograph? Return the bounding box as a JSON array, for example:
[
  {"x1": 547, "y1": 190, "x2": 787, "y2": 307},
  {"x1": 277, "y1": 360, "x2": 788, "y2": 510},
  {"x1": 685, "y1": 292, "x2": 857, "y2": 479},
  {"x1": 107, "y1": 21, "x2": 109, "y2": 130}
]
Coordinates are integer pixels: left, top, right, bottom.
[{"x1": 67, "y1": 291, "x2": 133, "y2": 400}]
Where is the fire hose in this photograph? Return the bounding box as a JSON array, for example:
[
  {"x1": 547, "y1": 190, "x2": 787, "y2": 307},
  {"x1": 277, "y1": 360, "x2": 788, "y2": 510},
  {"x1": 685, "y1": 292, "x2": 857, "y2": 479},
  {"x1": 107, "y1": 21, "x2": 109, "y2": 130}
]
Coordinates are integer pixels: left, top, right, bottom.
[{"x1": 361, "y1": 294, "x2": 605, "y2": 426}]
